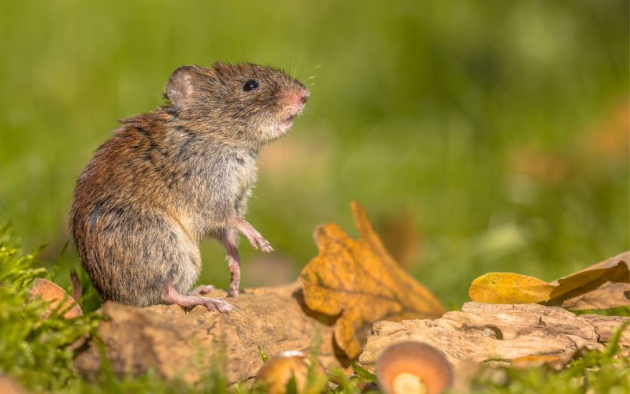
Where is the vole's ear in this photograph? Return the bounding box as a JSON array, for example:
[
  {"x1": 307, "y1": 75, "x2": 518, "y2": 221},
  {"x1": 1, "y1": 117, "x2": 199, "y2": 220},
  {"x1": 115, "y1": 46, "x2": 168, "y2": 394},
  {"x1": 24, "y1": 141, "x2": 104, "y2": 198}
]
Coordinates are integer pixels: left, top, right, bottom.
[{"x1": 166, "y1": 66, "x2": 199, "y2": 107}]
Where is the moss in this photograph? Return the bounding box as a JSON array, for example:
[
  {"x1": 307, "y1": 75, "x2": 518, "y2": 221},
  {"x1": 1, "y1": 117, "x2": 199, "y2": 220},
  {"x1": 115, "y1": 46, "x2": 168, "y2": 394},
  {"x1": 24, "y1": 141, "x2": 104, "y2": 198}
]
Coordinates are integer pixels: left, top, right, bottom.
[{"x1": 0, "y1": 226, "x2": 97, "y2": 391}]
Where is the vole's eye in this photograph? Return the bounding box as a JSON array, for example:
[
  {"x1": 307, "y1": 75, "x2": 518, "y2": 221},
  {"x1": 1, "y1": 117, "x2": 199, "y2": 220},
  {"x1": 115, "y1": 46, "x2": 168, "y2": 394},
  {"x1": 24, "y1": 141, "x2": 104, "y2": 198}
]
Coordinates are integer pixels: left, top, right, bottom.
[{"x1": 242, "y1": 80, "x2": 259, "y2": 92}]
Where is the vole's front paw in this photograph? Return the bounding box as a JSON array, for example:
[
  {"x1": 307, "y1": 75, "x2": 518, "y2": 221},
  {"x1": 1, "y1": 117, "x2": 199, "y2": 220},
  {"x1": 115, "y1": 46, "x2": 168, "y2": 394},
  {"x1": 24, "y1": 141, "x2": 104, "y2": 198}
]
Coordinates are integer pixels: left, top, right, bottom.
[
  {"x1": 245, "y1": 233, "x2": 274, "y2": 253},
  {"x1": 258, "y1": 239, "x2": 274, "y2": 253},
  {"x1": 234, "y1": 219, "x2": 274, "y2": 253}
]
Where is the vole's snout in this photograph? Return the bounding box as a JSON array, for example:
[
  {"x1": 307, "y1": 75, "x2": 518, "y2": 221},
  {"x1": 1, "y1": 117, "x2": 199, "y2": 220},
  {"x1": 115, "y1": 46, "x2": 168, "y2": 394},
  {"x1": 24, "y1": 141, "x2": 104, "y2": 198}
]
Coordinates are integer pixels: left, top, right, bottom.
[
  {"x1": 277, "y1": 86, "x2": 309, "y2": 124},
  {"x1": 297, "y1": 89, "x2": 309, "y2": 104},
  {"x1": 281, "y1": 88, "x2": 309, "y2": 107}
]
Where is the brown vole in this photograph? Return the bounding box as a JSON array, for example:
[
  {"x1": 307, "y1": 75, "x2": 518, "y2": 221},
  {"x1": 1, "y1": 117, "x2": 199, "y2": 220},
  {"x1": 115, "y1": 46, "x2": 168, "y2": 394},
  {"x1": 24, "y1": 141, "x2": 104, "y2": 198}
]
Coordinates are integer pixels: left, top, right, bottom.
[{"x1": 70, "y1": 63, "x2": 309, "y2": 312}]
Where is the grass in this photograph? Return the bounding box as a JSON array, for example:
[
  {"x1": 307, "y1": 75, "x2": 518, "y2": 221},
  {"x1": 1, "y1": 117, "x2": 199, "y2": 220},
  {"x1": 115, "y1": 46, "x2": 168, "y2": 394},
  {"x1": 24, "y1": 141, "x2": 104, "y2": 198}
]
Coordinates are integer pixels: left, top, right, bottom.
[{"x1": 0, "y1": 226, "x2": 98, "y2": 392}]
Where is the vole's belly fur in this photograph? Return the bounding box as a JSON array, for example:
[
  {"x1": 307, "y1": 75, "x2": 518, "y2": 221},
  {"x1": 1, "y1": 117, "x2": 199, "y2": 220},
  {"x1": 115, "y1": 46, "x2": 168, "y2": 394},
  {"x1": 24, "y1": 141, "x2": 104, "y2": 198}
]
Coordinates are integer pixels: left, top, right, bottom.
[
  {"x1": 84, "y1": 208, "x2": 201, "y2": 306},
  {"x1": 72, "y1": 131, "x2": 258, "y2": 307}
]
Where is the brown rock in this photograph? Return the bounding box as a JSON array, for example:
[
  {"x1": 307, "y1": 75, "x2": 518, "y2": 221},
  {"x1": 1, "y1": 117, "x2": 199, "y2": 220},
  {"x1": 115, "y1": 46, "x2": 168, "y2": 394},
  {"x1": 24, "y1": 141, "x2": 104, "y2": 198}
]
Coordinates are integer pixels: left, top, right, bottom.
[
  {"x1": 359, "y1": 302, "x2": 630, "y2": 373},
  {"x1": 74, "y1": 284, "x2": 338, "y2": 384}
]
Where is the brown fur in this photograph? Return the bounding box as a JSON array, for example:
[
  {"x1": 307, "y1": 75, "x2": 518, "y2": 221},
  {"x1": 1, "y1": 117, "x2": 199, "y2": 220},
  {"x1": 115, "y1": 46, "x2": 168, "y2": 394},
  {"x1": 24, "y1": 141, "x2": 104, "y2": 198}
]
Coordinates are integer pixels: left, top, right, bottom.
[{"x1": 70, "y1": 63, "x2": 308, "y2": 307}]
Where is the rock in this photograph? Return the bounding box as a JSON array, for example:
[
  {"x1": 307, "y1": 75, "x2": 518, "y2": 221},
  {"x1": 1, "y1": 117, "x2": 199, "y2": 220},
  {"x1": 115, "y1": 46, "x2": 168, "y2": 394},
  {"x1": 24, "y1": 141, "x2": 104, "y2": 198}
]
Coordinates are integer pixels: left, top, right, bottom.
[
  {"x1": 359, "y1": 302, "x2": 630, "y2": 373},
  {"x1": 74, "y1": 284, "x2": 338, "y2": 384}
]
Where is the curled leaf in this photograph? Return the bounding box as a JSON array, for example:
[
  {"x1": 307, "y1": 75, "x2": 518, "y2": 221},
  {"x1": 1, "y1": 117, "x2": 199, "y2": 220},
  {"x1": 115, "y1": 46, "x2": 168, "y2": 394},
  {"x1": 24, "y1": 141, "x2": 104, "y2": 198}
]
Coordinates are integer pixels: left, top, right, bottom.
[
  {"x1": 468, "y1": 273, "x2": 554, "y2": 304},
  {"x1": 29, "y1": 278, "x2": 82, "y2": 319},
  {"x1": 377, "y1": 210, "x2": 421, "y2": 269},
  {"x1": 469, "y1": 252, "x2": 630, "y2": 310},
  {"x1": 299, "y1": 202, "x2": 445, "y2": 359},
  {"x1": 511, "y1": 354, "x2": 570, "y2": 371}
]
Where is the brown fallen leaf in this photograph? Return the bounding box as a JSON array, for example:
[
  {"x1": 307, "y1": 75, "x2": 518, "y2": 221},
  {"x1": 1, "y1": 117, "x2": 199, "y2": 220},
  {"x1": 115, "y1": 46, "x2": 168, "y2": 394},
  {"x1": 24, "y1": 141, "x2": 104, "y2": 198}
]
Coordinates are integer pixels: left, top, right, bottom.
[
  {"x1": 299, "y1": 201, "x2": 445, "y2": 359},
  {"x1": 583, "y1": 98, "x2": 630, "y2": 163},
  {"x1": 0, "y1": 375, "x2": 25, "y2": 394},
  {"x1": 469, "y1": 252, "x2": 630, "y2": 310},
  {"x1": 377, "y1": 209, "x2": 422, "y2": 269},
  {"x1": 510, "y1": 146, "x2": 570, "y2": 185},
  {"x1": 510, "y1": 354, "x2": 570, "y2": 371},
  {"x1": 29, "y1": 278, "x2": 83, "y2": 319},
  {"x1": 70, "y1": 269, "x2": 83, "y2": 301}
]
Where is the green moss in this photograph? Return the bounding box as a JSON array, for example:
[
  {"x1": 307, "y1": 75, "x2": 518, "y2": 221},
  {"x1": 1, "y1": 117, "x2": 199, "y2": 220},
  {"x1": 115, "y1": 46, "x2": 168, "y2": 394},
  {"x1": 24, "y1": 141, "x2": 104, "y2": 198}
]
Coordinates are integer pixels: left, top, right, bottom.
[{"x1": 0, "y1": 226, "x2": 99, "y2": 391}]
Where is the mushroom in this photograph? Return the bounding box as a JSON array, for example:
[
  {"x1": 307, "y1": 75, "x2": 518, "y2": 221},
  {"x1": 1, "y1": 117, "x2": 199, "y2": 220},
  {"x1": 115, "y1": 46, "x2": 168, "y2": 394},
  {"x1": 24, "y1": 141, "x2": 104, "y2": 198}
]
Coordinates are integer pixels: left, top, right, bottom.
[
  {"x1": 376, "y1": 341, "x2": 453, "y2": 394},
  {"x1": 255, "y1": 350, "x2": 323, "y2": 394}
]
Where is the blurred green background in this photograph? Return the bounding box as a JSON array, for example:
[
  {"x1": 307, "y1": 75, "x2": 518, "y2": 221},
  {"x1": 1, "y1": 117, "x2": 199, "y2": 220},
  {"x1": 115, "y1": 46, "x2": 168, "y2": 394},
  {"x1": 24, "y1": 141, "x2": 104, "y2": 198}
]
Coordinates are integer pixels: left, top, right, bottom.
[{"x1": 0, "y1": 0, "x2": 628, "y2": 306}]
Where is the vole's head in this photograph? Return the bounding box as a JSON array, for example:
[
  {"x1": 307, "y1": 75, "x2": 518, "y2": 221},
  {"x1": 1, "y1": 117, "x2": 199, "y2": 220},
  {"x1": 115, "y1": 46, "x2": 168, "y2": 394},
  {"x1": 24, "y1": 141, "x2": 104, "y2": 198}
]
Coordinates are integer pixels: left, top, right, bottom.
[{"x1": 165, "y1": 63, "x2": 309, "y2": 145}]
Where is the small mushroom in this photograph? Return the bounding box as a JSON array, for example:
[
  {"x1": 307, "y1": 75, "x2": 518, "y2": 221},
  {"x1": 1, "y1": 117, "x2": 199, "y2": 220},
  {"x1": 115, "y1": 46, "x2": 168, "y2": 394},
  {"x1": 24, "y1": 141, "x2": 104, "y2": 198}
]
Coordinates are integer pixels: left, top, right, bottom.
[
  {"x1": 376, "y1": 341, "x2": 453, "y2": 394},
  {"x1": 255, "y1": 350, "x2": 323, "y2": 394}
]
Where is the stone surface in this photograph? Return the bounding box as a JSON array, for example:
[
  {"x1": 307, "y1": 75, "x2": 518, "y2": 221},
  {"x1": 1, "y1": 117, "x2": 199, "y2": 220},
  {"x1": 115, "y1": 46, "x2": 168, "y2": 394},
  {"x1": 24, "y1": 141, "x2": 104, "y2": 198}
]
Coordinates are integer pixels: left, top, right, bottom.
[
  {"x1": 74, "y1": 284, "x2": 338, "y2": 384},
  {"x1": 359, "y1": 302, "x2": 630, "y2": 371}
]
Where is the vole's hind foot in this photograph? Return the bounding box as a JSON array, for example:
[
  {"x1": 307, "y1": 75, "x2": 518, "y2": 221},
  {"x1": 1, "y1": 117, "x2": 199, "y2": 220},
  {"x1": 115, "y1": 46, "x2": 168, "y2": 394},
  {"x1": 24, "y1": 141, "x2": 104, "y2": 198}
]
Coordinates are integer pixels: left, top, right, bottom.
[
  {"x1": 189, "y1": 285, "x2": 215, "y2": 296},
  {"x1": 163, "y1": 285, "x2": 233, "y2": 313},
  {"x1": 201, "y1": 297, "x2": 233, "y2": 313}
]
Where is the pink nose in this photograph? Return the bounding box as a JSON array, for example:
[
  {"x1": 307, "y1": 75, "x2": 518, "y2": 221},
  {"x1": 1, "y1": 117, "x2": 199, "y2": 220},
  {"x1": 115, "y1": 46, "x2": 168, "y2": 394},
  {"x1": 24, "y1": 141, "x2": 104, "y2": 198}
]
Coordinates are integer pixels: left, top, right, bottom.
[
  {"x1": 282, "y1": 89, "x2": 309, "y2": 106},
  {"x1": 298, "y1": 91, "x2": 308, "y2": 104}
]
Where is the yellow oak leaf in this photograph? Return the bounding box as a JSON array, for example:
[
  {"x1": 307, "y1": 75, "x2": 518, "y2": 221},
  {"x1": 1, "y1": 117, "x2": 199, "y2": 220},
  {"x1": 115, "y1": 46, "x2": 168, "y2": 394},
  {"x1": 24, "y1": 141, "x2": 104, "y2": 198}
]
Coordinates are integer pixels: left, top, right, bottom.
[
  {"x1": 469, "y1": 252, "x2": 630, "y2": 310},
  {"x1": 298, "y1": 201, "x2": 445, "y2": 359},
  {"x1": 468, "y1": 273, "x2": 555, "y2": 304}
]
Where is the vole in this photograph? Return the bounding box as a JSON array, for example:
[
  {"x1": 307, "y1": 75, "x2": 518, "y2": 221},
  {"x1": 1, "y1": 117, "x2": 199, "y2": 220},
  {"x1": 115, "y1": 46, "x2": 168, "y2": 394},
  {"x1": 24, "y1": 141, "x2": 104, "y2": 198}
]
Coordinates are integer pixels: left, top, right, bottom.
[{"x1": 70, "y1": 63, "x2": 309, "y2": 312}]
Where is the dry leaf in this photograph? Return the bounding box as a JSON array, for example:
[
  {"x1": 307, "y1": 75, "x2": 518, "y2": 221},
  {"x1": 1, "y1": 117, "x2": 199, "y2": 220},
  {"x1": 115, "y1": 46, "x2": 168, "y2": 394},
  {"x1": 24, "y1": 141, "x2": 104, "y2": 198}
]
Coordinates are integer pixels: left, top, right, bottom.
[
  {"x1": 511, "y1": 354, "x2": 569, "y2": 371},
  {"x1": 377, "y1": 209, "x2": 422, "y2": 269},
  {"x1": 29, "y1": 278, "x2": 82, "y2": 318},
  {"x1": 70, "y1": 269, "x2": 83, "y2": 301},
  {"x1": 0, "y1": 375, "x2": 25, "y2": 394},
  {"x1": 583, "y1": 99, "x2": 630, "y2": 162},
  {"x1": 469, "y1": 252, "x2": 630, "y2": 310},
  {"x1": 510, "y1": 146, "x2": 570, "y2": 184},
  {"x1": 299, "y1": 201, "x2": 445, "y2": 359}
]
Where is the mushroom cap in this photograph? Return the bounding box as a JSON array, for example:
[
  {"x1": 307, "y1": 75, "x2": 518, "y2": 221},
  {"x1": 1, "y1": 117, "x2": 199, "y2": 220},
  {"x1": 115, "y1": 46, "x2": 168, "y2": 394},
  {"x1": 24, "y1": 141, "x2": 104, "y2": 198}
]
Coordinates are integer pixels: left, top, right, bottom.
[{"x1": 376, "y1": 341, "x2": 453, "y2": 394}]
